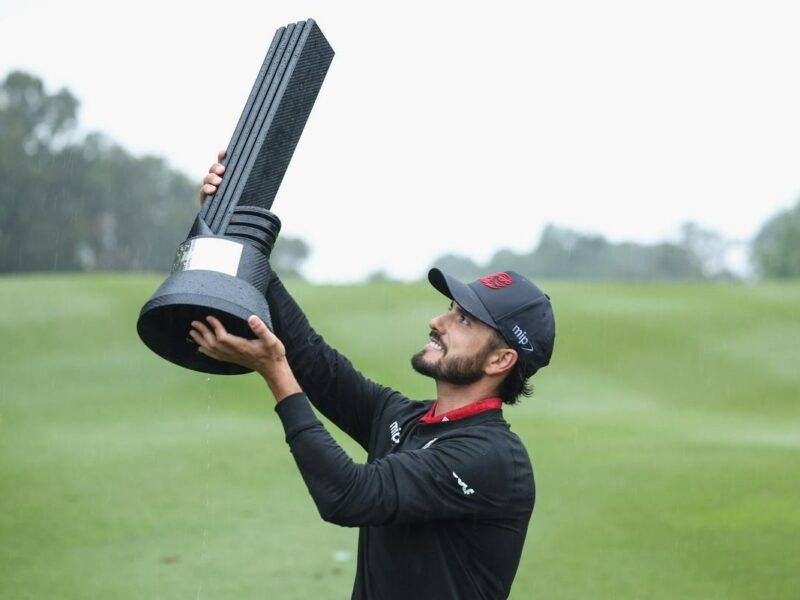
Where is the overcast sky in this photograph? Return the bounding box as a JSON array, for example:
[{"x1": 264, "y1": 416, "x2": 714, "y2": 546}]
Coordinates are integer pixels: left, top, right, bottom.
[{"x1": 3, "y1": 0, "x2": 799, "y2": 282}]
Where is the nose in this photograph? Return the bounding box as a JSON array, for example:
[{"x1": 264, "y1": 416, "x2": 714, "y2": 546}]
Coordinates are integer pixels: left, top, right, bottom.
[{"x1": 429, "y1": 311, "x2": 446, "y2": 332}]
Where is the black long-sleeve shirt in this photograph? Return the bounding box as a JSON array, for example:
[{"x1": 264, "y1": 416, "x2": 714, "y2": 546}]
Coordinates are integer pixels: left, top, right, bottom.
[{"x1": 267, "y1": 276, "x2": 536, "y2": 599}]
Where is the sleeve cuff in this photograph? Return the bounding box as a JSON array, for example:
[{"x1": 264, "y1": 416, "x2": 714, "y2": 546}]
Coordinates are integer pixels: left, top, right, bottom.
[{"x1": 275, "y1": 392, "x2": 321, "y2": 441}]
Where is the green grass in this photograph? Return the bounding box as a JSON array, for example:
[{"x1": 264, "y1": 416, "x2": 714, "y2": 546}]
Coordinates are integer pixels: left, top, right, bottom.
[{"x1": 1, "y1": 274, "x2": 798, "y2": 599}]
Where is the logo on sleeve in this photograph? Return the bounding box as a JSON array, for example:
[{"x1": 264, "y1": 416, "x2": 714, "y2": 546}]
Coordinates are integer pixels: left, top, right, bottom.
[
  {"x1": 422, "y1": 437, "x2": 438, "y2": 449},
  {"x1": 452, "y1": 471, "x2": 475, "y2": 495},
  {"x1": 389, "y1": 421, "x2": 401, "y2": 444}
]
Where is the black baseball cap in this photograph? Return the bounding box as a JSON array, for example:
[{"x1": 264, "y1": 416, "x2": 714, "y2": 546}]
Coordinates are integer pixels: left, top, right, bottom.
[{"x1": 428, "y1": 269, "x2": 555, "y2": 378}]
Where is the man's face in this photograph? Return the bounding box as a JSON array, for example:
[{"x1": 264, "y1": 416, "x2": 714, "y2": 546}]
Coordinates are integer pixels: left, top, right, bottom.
[{"x1": 411, "y1": 301, "x2": 499, "y2": 385}]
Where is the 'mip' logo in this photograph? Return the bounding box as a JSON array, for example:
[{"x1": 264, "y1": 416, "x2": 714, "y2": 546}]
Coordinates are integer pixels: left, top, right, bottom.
[
  {"x1": 389, "y1": 421, "x2": 401, "y2": 444},
  {"x1": 511, "y1": 324, "x2": 534, "y2": 352}
]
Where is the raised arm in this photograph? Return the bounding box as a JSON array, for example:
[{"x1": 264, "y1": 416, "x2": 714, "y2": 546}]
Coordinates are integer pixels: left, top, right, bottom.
[
  {"x1": 264, "y1": 274, "x2": 398, "y2": 448},
  {"x1": 197, "y1": 156, "x2": 396, "y2": 448},
  {"x1": 187, "y1": 317, "x2": 527, "y2": 526}
]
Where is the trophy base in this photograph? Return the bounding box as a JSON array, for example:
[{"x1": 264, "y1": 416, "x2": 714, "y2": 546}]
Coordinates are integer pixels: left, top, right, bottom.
[{"x1": 137, "y1": 269, "x2": 271, "y2": 375}]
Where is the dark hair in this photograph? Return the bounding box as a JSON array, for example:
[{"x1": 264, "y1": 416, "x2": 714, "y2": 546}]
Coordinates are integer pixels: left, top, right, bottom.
[{"x1": 488, "y1": 329, "x2": 533, "y2": 405}]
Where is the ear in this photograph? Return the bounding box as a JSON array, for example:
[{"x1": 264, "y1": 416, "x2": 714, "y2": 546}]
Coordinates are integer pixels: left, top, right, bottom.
[{"x1": 485, "y1": 348, "x2": 518, "y2": 376}]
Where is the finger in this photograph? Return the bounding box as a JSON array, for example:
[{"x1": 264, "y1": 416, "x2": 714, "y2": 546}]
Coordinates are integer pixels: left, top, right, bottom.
[
  {"x1": 201, "y1": 183, "x2": 217, "y2": 196},
  {"x1": 247, "y1": 315, "x2": 273, "y2": 342},
  {"x1": 205, "y1": 315, "x2": 229, "y2": 340},
  {"x1": 188, "y1": 329, "x2": 209, "y2": 350},
  {"x1": 211, "y1": 163, "x2": 226, "y2": 176},
  {"x1": 203, "y1": 174, "x2": 223, "y2": 186},
  {"x1": 191, "y1": 320, "x2": 216, "y2": 346},
  {"x1": 217, "y1": 149, "x2": 227, "y2": 162}
]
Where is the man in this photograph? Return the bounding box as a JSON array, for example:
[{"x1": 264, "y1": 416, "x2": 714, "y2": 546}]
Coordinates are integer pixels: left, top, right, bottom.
[{"x1": 191, "y1": 155, "x2": 556, "y2": 599}]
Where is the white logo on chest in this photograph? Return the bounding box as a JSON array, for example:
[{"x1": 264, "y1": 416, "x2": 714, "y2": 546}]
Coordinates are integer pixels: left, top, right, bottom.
[
  {"x1": 452, "y1": 471, "x2": 475, "y2": 495},
  {"x1": 422, "y1": 437, "x2": 438, "y2": 449},
  {"x1": 389, "y1": 421, "x2": 401, "y2": 444}
]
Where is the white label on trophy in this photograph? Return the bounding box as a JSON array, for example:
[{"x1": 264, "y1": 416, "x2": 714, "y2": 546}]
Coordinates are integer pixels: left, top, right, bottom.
[{"x1": 172, "y1": 237, "x2": 243, "y2": 277}]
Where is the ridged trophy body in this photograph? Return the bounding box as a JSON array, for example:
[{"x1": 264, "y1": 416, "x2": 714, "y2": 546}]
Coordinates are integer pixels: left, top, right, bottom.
[{"x1": 137, "y1": 19, "x2": 334, "y2": 374}]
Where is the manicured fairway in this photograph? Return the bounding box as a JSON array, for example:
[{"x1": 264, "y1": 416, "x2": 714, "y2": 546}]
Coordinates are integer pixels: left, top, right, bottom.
[{"x1": 1, "y1": 275, "x2": 798, "y2": 599}]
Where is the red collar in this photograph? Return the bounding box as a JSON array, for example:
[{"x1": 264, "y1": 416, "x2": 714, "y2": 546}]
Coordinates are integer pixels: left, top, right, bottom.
[{"x1": 419, "y1": 397, "x2": 503, "y2": 424}]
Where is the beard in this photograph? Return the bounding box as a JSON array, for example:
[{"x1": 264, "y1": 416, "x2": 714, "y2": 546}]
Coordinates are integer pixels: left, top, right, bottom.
[{"x1": 410, "y1": 343, "x2": 493, "y2": 386}]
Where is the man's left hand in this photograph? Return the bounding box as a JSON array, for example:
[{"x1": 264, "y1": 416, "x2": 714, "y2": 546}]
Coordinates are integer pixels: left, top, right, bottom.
[{"x1": 189, "y1": 315, "x2": 302, "y2": 401}]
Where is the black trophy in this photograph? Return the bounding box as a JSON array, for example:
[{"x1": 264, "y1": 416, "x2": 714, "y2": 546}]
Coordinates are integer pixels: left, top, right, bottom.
[{"x1": 137, "y1": 19, "x2": 334, "y2": 374}]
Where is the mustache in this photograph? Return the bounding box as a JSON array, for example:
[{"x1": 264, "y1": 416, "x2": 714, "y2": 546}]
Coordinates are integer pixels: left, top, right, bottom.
[{"x1": 429, "y1": 329, "x2": 447, "y2": 351}]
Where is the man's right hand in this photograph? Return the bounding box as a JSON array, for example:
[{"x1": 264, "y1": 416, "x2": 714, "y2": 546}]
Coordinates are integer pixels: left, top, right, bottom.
[{"x1": 199, "y1": 149, "x2": 227, "y2": 206}]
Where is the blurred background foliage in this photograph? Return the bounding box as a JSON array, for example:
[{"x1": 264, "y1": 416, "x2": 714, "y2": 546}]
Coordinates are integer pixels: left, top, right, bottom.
[
  {"x1": 433, "y1": 219, "x2": 800, "y2": 282},
  {"x1": 3, "y1": 70, "x2": 800, "y2": 281},
  {"x1": 752, "y1": 200, "x2": 800, "y2": 279},
  {"x1": 2, "y1": 71, "x2": 800, "y2": 281},
  {"x1": 0, "y1": 71, "x2": 310, "y2": 277}
]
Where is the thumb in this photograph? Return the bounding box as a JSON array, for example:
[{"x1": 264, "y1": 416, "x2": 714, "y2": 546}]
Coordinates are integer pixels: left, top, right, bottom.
[{"x1": 248, "y1": 315, "x2": 270, "y2": 340}]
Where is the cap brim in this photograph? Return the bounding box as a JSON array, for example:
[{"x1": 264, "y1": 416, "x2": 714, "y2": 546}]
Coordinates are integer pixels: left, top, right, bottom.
[{"x1": 427, "y1": 268, "x2": 498, "y2": 329}]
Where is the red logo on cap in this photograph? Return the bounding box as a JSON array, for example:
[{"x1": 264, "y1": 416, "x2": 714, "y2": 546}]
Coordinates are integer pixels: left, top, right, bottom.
[{"x1": 480, "y1": 272, "x2": 513, "y2": 289}]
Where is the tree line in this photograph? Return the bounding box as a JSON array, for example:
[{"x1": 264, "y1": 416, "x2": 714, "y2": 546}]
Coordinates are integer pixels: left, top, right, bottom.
[
  {"x1": 2, "y1": 70, "x2": 799, "y2": 281},
  {"x1": 431, "y1": 206, "x2": 800, "y2": 282},
  {"x1": 0, "y1": 71, "x2": 309, "y2": 277},
  {"x1": 433, "y1": 222, "x2": 732, "y2": 282}
]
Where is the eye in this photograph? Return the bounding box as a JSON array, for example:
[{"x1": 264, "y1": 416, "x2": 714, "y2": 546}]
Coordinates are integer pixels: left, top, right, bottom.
[{"x1": 448, "y1": 302, "x2": 470, "y2": 325}]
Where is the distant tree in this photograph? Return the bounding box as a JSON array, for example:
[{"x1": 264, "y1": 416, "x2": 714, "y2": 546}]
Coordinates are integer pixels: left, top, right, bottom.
[
  {"x1": 270, "y1": 236, "x2": 311, "y2": 278},
  {"x1": 679, "y1": 222, "x2": 732, "y2": 278},
  {"x1": 526, "y1": 225, "x2": 612, "y2": 278},
  {"x1": 0, "y1": 70, "x2": 78, "y2": 152},
  {"x1": 0, "y1": 71, "x2": 80, "y2": 271},
  {"x1": 0, "y1": 70, "x2": 197, "y2": 272},
  {"x1": 486, "y1": 248, "x2": 534, "y2": 275},
  {"x1": 430, "y1": 253, "x2": 483, "y2": 279},
  {"x1": 365, "y1": 269, "x2": 394, "y2": 283},
  {"x1": 644, "y1": 242, "x2": 705, "y2": 281},
  {"x1": 752, "y1": 199, "x2": 800, "y2": 278},
  {"x1": 489, "y1": 224, "x2": 705, "y2": 281},
  {"x1": 430, "y1": 223, "x2": 710, "y2": 281}
]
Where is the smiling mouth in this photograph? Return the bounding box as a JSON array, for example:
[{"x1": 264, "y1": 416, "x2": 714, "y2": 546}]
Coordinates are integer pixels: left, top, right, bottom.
[
  {"x1": 426, "y1": 340, "x2": 443, "y2": 351},
  {"x1": 426, "y1": 332, "x2": 445, "y2": 352}
]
